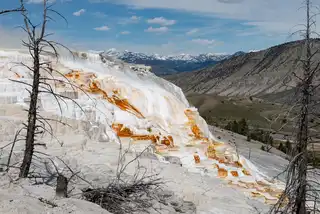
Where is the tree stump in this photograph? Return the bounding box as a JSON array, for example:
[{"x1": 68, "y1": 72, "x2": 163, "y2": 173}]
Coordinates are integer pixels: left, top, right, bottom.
[{"x1": 56, "y1": 175, "x2": 68, "y2": 198}]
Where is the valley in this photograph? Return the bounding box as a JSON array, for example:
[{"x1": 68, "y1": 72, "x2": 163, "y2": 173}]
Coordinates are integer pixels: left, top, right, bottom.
[
  {"x1": 160, "y1": 40, "x2": 320, "y2": 140},
  {"x1": 1, "y1": 0, "x2": 320, "y2": 213},
  {"x1": 186, "y1": 93, "x2": 287, "y2": 131}
]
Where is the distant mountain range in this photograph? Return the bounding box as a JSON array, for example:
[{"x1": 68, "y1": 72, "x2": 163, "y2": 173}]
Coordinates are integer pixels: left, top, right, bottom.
[
  {"x1": 102, "y1": 49, "x2": 246, "y2": 75},
  {"x1": 164, "y1": 39, "x2": 320, "y2": 102}
]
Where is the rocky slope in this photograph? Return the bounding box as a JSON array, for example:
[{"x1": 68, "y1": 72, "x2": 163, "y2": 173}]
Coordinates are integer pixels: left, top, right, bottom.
[{"x1": 165, "y1": 39, "x2": 320, "y2": 100}]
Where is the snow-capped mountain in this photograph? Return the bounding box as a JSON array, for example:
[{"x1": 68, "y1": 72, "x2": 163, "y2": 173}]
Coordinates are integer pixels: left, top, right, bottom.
[
  {"x1": 102, "y1": 49, "x2": 238, "y2": 75},
  {"x1": 104, "y1": 49, "x2": 230, "y2": 62}
]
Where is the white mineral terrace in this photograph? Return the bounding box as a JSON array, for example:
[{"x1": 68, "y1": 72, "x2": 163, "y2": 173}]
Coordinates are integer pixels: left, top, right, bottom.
[{"x1": 0, "y1": 49, "x2": 285, "y2": 205}]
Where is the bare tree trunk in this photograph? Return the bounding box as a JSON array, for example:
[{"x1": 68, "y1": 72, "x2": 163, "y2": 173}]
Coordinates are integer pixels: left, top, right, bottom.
[
  {"x1": 295, "y1": 87, "x2": 309, "y2": 214},
  {"x1": 19, "y1": 50, "x2": 41, "y2": 178},
  {"x1": 16, "y1": 0, "x2": 80, "y2": 178},
  {"x1": 294, "y1": 1, "x2": 311, "y2": 213}
]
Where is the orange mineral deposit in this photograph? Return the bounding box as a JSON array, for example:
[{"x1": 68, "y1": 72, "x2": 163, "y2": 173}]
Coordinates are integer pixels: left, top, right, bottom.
[
  {"x1": 191, "y1": 124, "x2": 202, "y2": 138},
  {"x1": 161, "y1": 136, "x2": 174, "y2": 147},
  {"x1": 112, "y1": 123, "x2": 133, "y2": 137},
  {"x1": 193, "y1": 154, "x2": 200, "y2": 164},
  {"x1": 242, "y1": 169, "x2": 251, "y2": 176},
  {"x1": 233, "y1": 161, "x2": 243, "y2": 168},
  {"x1": 218, "y1": 168, "x2": 228, "y2": 178},
  {"x1": 231, "y1": 171, "x2": 239, "y2": 177}
]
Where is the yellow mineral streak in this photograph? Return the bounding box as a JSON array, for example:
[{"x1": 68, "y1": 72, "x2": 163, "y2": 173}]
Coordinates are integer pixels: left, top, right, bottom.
[
  {"x1": 108, "y1": 95, "x2": 144, "y2": 119},
  {"x1": 205, "y1": 140, "x2": 285, "y2": 204},
  {"x1": 64, "y1": 70, "x2": 144, "y2": 119},
  {"x1": 111, "y1": 123, "x2": 174, "y2": 150},
  {"x1": 183, "y1": 109, "x2": 285, "y2": 202},
  {"x1": 184, "y1": 109, "x2": 204, "y2": 140},
  {"x1": 191, "y1": 124, "x2": 202, "y2": 139}
]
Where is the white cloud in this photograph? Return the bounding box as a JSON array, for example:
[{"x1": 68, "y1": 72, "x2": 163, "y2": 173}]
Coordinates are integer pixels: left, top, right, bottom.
[
  {"x1": 92, "y1": 0, "x2": 311, "y2": 36},
  {"x1": 186, "y1": 28, "x2": 199, "y2": 35},
  {"x1": 121, "y1": 31, "x2": 131, "y2": 35},
  {"x1": 73, "y1": 9, "x2": 86, "y2": 16},
  {"x1": 0, "y1": 22, "x2": 223, "y2": 56},
  {"x1": 118, "y1": 15, "x2": 141, "y2": 25},
  {"x1": 147, "y1": 17, "x2": 176, "y2": 26},
  {"x1": 192, "y1": 39, "x2": 216, "y2": 45},
  {"x1": 94, "y1": 26, "x2": 110, "y2": 31},
  {"x1": 130, "y1": 16, "x2": 140, "y2": 21},
  {"x1": 144, "y1": 26, "x2": 169, "y2": 33}
]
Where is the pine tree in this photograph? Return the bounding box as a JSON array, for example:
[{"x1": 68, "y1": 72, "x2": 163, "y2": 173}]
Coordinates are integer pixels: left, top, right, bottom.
[
  {"x1": 224, "y1": 121, "x2": 232, "y2": 131},
  {"x1": 231, "y1": 120, "x2": 239, "y2": 133},
  {"x1": 238, "y1": 118, "x2": 249, "y2": 135}
]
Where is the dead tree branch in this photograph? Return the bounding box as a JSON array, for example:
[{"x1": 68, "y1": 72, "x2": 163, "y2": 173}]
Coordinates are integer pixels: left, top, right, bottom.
[{"x1": 82, "y1": 140, "x2": 164, "y2": 214}]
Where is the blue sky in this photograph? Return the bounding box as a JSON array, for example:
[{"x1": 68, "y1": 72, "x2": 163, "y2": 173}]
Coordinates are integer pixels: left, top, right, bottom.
[{"x1": 0, "y1": 0, "x2": 315, "y2": 55}]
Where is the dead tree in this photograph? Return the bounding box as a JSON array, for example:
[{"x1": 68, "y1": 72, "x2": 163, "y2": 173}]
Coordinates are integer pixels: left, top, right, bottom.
[
  {"x1": 271, "y1": 0, "x2": 320, "y2": 213},
  {"x1": 17, "y1": 0, "x2": 82, "y2": 178},
  {"x1": 18, "y1": 0, "x2": 49, "y2": 178},
  {"x1": 9, "y1": 2, "x2": 164, "y2": 212},
  {"x1": 293, "y1": 1, "x2": 312, "y2": 210}
]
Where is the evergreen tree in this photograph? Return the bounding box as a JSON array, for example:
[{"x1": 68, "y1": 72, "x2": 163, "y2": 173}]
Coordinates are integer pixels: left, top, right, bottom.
[
  {"x1": 231, "y1": 120, "x2": 239, "y2": 133},
  {"x1": 238, "y1": 118, "x2": 249, "y2": 135},
  {"x1": 224, "y1": 121, "x2": 232, "y2": 131}
]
